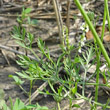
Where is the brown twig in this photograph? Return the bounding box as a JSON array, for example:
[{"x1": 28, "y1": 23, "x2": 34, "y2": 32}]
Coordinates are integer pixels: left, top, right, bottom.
[
  {"x1": 52, "y1": 0, "x2": 63, "y2": 45},
  {"x1": 66, "y1": 0, "x2": 71, "y2": 34},
  {"x1": 1, "y1": 50, "x2": 10, "y2": 66},
  {"x1": 0, "y1": 44, "x2": 39, "y2": 61}
]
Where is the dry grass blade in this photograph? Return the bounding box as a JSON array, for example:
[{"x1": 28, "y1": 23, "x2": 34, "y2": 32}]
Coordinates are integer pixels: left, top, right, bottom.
[
  {"x1": 52, "y1": 0, "x2": 63, "y2": 45},
  {"x1": 0, "y1": 44, "x2": 39, "y2": 61},
  {"x1": 1, "y1": 50, "x2": 10, "y2": 66},
  {"x1": 66, "y1": 0, "x2": 71, "y2": 34}
]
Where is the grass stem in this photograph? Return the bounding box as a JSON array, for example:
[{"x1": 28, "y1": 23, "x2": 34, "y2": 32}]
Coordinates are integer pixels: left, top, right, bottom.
[{"x1": 57, "y1": 102, "x2": 61, "y2": 110}]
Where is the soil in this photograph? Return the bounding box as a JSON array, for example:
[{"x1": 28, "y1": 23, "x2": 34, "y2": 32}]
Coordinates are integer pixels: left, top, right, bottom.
[{"x1": 0, "y1": 0, "x2": 110, "y2": 110}]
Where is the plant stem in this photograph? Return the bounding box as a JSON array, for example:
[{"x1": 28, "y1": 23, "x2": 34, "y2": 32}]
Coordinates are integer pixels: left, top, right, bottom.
[
  {"x1": 95, "y1": 3, "x2": 107, "y2": 108},
  {"x1": 29, "y1": 80, "x2": 33, "y2": 104},
  {"x1": 105, "y1": 0, "x2": 110, "y2": 32},
  {"x1": 101, "y1": 4, "x2": 107, "y2": 40},
  {"x1": 30, "y1": 48, "x2": 40, "y2": 61},
  {"x1": 103, "y1": 98, "x2": 110, "y2": 110},
  {"x1": 94, "y1": 51, "x2": 100, "y2": 109},
  {"x1": 69, "y1": 98, "x2": 72, "y2": 110},
  {"x1": 57, "y1": 102, "x2": 61, "y2": 110},
  {"x1": 74, "y1": 0, "x2": 110, "y2": 67},
  {"x1": 19, "y1": 85, "x2": 28, "y2": 95},
  {"x1": 82, "y1": 69, "x2": 87, "y2": 96}
]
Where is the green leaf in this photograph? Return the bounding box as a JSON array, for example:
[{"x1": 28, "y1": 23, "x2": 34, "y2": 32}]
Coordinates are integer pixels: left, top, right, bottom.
[
  {"x1": 71, "y1": 82, "x2": 77, "y2": 95},
  {"x1": 18, "y1": 55, "x2": 31, "y2": 62},
  {"x1": 46, "y1": 90, "x2": 50, "y2": 95},
  {"x1": 27, "y1": 17, "x2": 31, "y2": 24},
  {"x1": 26, "y1": 104, "x2": 37, "y2": 108},
  {"x1": 16, "y1": 71, "x2": 34, "y2": 80},
  {"x1": 57, "y1": 86, "x2": 63, "y2": 96},
  {"x1": 27, "y1": 32, "x2": 34, "y2": 44},
  {"x1": 22, "y1": 28, "x2": 26, "y2": 40},
  {"x1": 17, "y1": 17, "x2": 22, "y2": 23},
  {"x1": 16, "y1": 41, "x2": 26, "y2": 48},
  {"x1": 24, "y1": 8, "x2": 32, "y2": 14},
  {"x1": 57, "y1": 53, "x2": 65, "y2": 67},
  {"x1": 72, "y1": 104, "x2": 80, "y2": 108},
  {"x1": 12, "y1": 35, "x2": 23, "y2": 41},
  {"x1": 31, "y1": 19, "x2": 38, "y2": 25},
  {"x1": 9, "y1": 97, "x2": 13, "y2": 110},
  {"x1": 35, "y1": 103, "x2": 48, "y2": 110},
  {"x1": 48, "y1": 81, "x2": 56, "y2": 94},
  {"x1": 3, "y1": 103, "x2": 10, "y2": 110},
  {"x1": 37, "y1": 38, "x2": 45, "y2": 50},
  {"x1": 74, "y1": 57, "x2": 80, "y2": 63},
  {"x1": 13, "y1": 99, "x2": 19, "y2": 110},
  {"x1": 87, "y1": 11, "x2": 95, "y2": 21},
  {"x1": 13, "y1": 98, "x2": 25, "y2": 110},
  {"x1": 9, "y1": 75, "x2": 24, "y2": 85}
]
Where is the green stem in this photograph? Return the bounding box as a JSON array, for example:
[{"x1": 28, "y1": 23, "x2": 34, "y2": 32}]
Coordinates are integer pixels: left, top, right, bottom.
[
  {"x1": 69, "y1": 98, "x2": 72, "y2": 110},
  {"x1": 82, "y1": 69, "x2": 87, "y2": 96},
  {"x1": 29, "y1": 80, "x2": 33, "y2": 104},
  {"x1": 95, "y1": 2, "x2": 107, "y2": 108},
  {"x1": 105, "y1": 0, "x2": 110, "y2": 32},
  {"x1": 30, "y1": 49, "x2": 40, "y2": 61},
  {"x1": 94, "y1": 51, "x2": 100, "y2": 109},
  {"x1": 19, "y1": 85, "x2": 28, "y2": 95},
  {"x1": 101, "y1": 4, "x2": 107, "y2": 40},
  {"x1": 74, "y1": 0, "x2": 110, "y2": 67},
  {"x1": 103, "y1": 98, "x2": 110, "y2": 110},
  {"x1": 57, "y1": 102, "x2": 61, "y2": 110}
]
